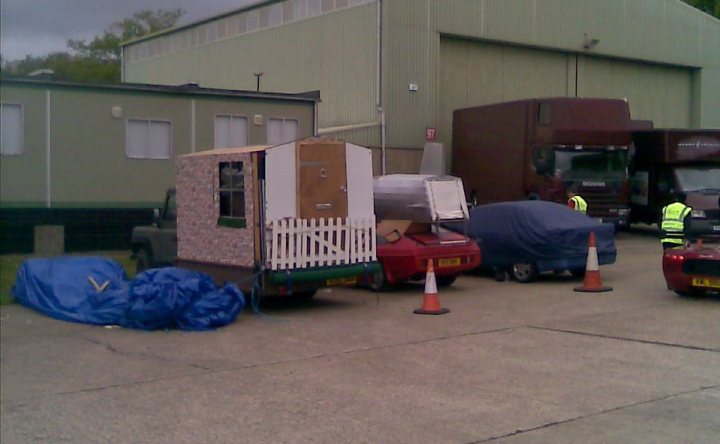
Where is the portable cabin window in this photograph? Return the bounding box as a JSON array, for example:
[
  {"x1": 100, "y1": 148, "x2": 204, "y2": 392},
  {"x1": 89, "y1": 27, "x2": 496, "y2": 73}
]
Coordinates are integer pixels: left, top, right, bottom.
[
  {"x1": 267, "y1": 118, "x2": 298, "y2": 145},
  {"x1": 126, "y1": 119, "x2": 172, "y2": 159},
  {"x1": 1, "y1": 103, "x2": 23, "y2": 156},
  {"x1": 218, "y1": 161, "x2": 246, "y2": 228},
  {"x1": 214, "y1": 115, "x2": 248, "y2": 148}
]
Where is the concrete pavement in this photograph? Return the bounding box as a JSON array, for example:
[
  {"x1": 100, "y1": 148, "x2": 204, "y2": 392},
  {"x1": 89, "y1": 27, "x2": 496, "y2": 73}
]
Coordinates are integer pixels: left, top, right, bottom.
[{"x1": 1, "y1": 233, "x2": 719, "y2": 443}]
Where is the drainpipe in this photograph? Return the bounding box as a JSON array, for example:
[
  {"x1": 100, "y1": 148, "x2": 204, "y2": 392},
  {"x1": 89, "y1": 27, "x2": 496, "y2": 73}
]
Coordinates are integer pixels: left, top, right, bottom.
[
  {"x1": 377, "y1": 0, "x2": 385, "y2": 174},
  {"x1": 46, "y1": 90, "x2": 51, "y2": 208}
]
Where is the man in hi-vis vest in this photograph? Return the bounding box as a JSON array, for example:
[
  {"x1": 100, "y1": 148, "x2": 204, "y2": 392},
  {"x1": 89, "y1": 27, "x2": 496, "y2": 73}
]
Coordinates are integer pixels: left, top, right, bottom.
[
  {"x1": 567, "y1": 190, "x2": 588, "y2": 215},
  {"x1": 660, "y1": 192, "x2": 692, "y2": 249}
]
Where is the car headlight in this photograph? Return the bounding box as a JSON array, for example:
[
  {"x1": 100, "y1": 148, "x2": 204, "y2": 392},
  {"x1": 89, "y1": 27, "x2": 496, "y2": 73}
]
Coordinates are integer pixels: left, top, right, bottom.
[{"x1": 691, "y1": 210, "x2": 706, "y2": 218}]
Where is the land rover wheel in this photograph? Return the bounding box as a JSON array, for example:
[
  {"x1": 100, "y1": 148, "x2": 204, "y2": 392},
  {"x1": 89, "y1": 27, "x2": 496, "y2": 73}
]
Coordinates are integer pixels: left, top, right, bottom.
[
  {"x1": 510, "y1": 262, "x2": 539, "y2": 283},
  {"x1": 136, "y1": 248, "x2": 152, "y2": 275}
]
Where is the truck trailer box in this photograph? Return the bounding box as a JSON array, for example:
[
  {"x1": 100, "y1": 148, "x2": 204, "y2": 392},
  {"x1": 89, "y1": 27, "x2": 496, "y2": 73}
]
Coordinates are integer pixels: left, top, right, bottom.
[
  {"x1": 630, "y1": 129, "x2": 720, "y2": 237},
  {"x1": 452, "y1": 98, "x2": 632, "y2": 227}
]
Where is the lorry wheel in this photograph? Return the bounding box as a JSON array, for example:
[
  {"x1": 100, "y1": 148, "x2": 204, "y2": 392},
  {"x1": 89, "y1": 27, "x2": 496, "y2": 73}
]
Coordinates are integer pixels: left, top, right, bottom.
[
  {"x1": 369, "y1": 268, "x2": 390, "y2": 292},
  {"x1": 436, "y1": 275, "x2": 457, "y2": 287},
  {"x1": 510, "y1": 262, "x2": 538, "y2": 283},
  {"x1": 136, "y1": 248, "x2": 152, "y2": 274}
]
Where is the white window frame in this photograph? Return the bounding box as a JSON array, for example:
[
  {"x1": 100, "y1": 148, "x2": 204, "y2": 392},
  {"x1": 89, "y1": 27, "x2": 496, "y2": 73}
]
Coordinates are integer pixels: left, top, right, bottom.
[
  {"x1": 125, "y1": 118, "x2": 173, "y2": 160},
  {"x1": 1, "y1": 102, "x2": 24, "y2": 156},
  {"x1": 267, "y1": 117, "x2": 299, "y2": 145},
  {"x1": 214, "y1": 114, "x2": 249, "y2": 148}
]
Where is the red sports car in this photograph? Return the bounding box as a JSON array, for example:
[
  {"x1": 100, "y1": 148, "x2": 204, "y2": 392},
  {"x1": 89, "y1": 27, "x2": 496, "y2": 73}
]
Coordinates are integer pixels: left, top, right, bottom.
[
  {"x1": 370, "y1": 227, "x2": 481, "y2": 291},
  {"x1": 662, "y1": 240, "x2": 720, "y2": 296}
]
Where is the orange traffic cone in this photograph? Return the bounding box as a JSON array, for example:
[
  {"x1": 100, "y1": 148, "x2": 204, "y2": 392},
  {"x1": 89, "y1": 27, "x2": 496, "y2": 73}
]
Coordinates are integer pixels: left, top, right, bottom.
[
  {"x1": 414, "y1": 260, "x2": 450, "y2": 315},
  {"x1": 574, "y1": 232, "x2": 612, "y2": 293}
]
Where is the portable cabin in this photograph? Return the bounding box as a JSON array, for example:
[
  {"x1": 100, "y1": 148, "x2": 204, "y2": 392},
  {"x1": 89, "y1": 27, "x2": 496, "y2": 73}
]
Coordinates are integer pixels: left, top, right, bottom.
[{"x1": 175, "y1": 138, "x2": 379, "y2": 295}]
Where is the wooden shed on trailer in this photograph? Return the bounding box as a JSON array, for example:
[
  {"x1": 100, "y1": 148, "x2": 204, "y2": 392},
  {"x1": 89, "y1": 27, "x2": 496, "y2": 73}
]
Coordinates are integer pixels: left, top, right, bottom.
[{"x1": 175, "y1": 138, "x2": 380, "y2": 295}]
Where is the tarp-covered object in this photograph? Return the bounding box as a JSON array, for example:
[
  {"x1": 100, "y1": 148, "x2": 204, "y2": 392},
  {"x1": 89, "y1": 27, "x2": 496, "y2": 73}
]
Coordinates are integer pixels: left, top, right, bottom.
[
  {"x1": 466, "y1": 201, "x2": 616, "y2": 271},
  {"x1": 12, "y1": 257, "x2": 244, "y2": 331}
]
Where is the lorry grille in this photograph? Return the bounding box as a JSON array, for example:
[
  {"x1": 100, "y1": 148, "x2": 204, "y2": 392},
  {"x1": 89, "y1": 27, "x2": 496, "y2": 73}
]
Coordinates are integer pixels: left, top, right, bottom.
[
  {"x1": 579, "y1": 188, "x2": 625, "y2": 218},
  {"x1": 682, "y1": 259, "x2": 720, "y2": 277}
]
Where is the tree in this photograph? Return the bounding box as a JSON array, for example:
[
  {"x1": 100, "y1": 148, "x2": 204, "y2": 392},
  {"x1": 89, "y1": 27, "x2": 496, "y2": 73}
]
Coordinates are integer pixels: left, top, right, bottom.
[
  {"x1": 683, "y1": 0, "x2": 720, "y2": 18},
  {"x1": 67, "y1": 9, "x2": 185, "y2": 63},
  {"x1": 2, "y1": 9, "x2": 184, "y2": 83}
]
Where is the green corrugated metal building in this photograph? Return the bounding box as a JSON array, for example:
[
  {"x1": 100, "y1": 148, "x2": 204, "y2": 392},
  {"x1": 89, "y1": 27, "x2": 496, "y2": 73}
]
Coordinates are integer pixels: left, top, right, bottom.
[
  {"x1": 121, "y1": 0, "x2": 720, "y2": 173},
  {"x1": 0, "y1": 78, "x2": 318, "y2": 253}
]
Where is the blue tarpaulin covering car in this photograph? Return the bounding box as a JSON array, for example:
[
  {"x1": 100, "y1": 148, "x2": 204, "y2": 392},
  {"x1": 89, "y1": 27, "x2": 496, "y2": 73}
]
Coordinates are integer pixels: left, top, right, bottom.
[
  {"x1": 464, "y1": 201, "x2": 616, "y2": 282},
  {"x1": 12, "y1": 257, "x2": 245, "y2": 331}
]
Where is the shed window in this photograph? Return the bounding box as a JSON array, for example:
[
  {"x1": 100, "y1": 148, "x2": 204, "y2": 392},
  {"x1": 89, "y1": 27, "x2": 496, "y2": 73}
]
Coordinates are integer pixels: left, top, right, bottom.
[
  {"x1": 214, "y1": 115, "x2": 248, "y2": 148},
  {"x1": 218, "y1": 161, "x2": 246, "y2": 227},
  {"x1": 267, "y1": 118, "x2": 299, "y2": 145},
  {"x1": 1, "y1": 103, "x2": 23, "y2": 156},
  {"x1": 126, "y1": 119, "x2": 172, "y2": 159}
]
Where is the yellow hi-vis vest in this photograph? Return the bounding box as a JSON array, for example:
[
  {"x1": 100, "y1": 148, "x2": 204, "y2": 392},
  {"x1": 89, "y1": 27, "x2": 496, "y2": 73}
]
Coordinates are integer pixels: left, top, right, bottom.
[
  {"x1": 661, "y1": 202, "x2": 692, "y2": 245},
  {"x1": 570, "y1": 195, "x2": 588, "y2": 214}
]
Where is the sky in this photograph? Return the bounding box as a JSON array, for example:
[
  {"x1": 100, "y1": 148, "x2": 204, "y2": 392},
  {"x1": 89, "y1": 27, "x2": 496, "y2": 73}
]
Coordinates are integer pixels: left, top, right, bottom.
[{"x1": 0, "y1": 0, "x2": 259, "y2": 61}]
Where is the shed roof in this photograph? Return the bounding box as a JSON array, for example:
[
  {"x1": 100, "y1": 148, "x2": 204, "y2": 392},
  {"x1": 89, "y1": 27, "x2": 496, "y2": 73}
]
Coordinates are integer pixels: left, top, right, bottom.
[{"x1": 180, "y1": 146, "x2": 272, "y2": 158}]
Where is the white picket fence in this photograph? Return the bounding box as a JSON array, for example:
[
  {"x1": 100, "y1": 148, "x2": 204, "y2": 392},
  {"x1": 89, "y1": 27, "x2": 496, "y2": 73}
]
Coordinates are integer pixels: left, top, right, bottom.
[{"x1": 266, "y1": 217, "x2": 376, "y2": 270}]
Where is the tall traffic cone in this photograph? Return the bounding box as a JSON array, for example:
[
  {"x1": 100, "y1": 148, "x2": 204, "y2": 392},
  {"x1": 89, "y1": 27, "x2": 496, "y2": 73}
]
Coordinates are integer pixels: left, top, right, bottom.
[
  {"x1": 414, "y1": 260, "x2": 450, "y2": 315},
  {"x1": 574, "y1": 232, "x2": 612, "y2": 293}
]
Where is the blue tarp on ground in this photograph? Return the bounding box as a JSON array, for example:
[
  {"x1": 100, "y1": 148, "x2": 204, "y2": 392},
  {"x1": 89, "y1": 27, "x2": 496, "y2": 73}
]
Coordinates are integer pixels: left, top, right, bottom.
[
  {"x1": 12, "y1": 257, "x2": 244, "y2": 331},
  {"x1": 465, "y1": 201, "x2": 616, "y2": 272}
]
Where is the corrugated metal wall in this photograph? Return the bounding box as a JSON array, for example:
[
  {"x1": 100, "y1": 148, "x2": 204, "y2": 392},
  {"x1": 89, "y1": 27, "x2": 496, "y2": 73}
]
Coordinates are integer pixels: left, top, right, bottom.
[
  {"x1": 123, "y1": 0, "x2": 720, "y2": 155},
  {"x1": 436, "y1": 38, "x2": 695, "y2": 152},
  {"x1": 125, "y1": 2, "x2": 380, "y2": 144},
  {"x1": 383, "y1": 0, "x2": 719, "y2": 151}
]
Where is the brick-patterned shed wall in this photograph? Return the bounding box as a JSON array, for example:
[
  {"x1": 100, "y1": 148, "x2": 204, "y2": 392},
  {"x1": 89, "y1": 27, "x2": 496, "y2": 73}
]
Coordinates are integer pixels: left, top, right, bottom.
[{"x1": 176, "y1": 153, "x2": 255, "y2": 267}]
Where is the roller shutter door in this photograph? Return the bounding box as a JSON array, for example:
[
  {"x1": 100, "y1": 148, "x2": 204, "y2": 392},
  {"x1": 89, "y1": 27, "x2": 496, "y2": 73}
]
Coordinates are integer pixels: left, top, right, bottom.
[
  {"x1": 439, "y1": 38, "x2": 694, "y2": 150},
  {"x1": 439, "y1": 38, "x2": 573, "y2": 148},
  {"x1": 578, "y1": 56, "x2": 693, "y2": 128}
]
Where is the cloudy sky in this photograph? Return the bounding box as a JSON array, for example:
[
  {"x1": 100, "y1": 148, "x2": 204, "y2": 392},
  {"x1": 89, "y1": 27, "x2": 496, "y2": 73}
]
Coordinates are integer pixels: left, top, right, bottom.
[{"x1": 0, "y1": 0, "x2": 259, "y2": 61}]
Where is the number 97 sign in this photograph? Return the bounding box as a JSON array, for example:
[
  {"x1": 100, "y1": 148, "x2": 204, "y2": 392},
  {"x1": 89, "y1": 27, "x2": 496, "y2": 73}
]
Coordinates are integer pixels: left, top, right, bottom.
[{"x1": 425, "y1": 128, "x2": 436, "y2": 141}]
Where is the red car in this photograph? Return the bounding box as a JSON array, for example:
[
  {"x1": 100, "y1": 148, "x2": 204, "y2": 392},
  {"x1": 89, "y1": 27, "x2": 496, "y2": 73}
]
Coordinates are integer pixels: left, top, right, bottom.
[
  {"x1": 662, "y1": 240, "x2": 720, "y2": 296},
  {"x1": 370, "y1": 228, "x2": 481, "y2": 291}
]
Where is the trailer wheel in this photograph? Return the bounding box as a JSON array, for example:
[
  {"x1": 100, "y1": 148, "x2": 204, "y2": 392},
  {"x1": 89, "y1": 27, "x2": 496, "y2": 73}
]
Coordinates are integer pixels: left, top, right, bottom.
[
  {"x1": 369, "y1": 268, "x2": 390, "y2": 292},
  {"x1": 294, "y1": 289, "x2": 317, "y2": 300},
  {"x1": 510, "y1": 262, "x2": 538, "y2": 283}
]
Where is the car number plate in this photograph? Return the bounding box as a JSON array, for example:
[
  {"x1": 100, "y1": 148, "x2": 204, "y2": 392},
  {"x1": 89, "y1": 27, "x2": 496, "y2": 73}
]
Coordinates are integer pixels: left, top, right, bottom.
[
  {"x1": 326, "y1": 276, "x2": 357, "y2": 286},
  {"x1": 692, "y1": 277, "x2": 720, "y2": 289},
  {"x1": 438, "y1": 257, "x2": 461, "y2": 267}
]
